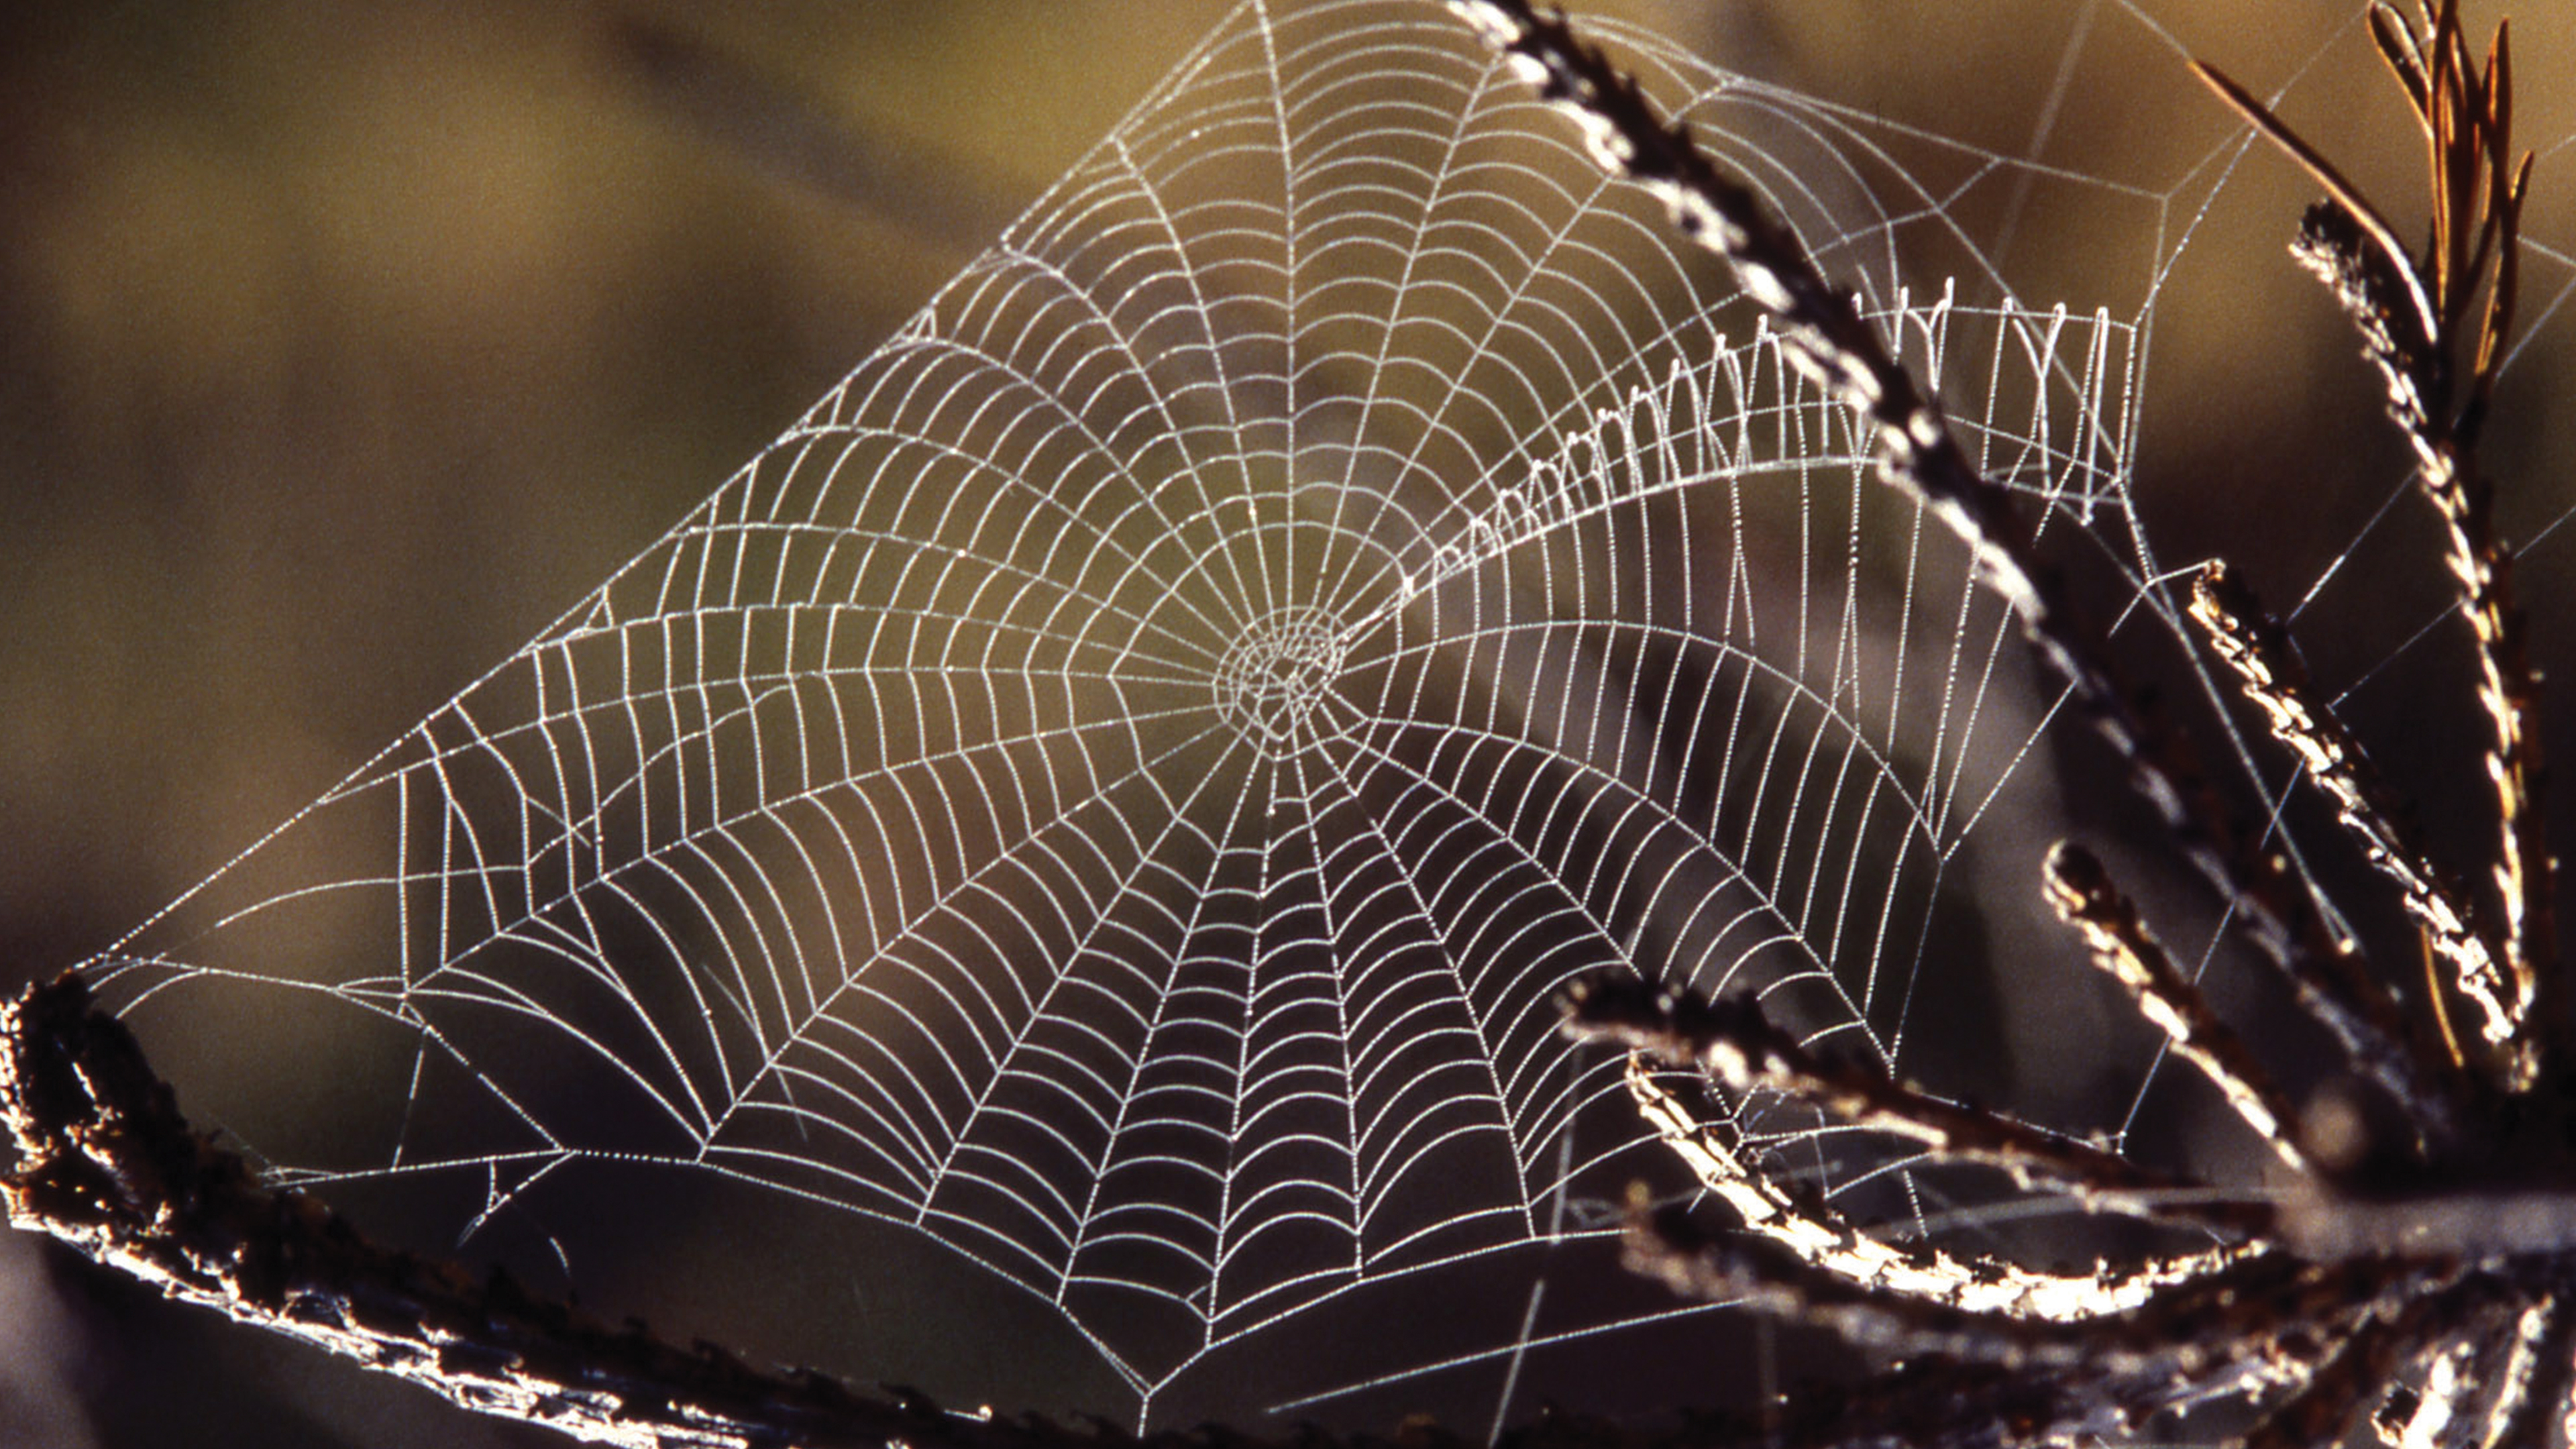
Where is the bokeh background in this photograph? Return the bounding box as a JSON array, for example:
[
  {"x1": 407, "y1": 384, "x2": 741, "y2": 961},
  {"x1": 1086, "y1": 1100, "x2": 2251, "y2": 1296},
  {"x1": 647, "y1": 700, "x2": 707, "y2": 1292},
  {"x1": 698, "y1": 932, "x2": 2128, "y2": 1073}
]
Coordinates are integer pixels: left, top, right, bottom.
[{"x1": 2, "y1": 2, "x2": 2571, "y2": 1445}]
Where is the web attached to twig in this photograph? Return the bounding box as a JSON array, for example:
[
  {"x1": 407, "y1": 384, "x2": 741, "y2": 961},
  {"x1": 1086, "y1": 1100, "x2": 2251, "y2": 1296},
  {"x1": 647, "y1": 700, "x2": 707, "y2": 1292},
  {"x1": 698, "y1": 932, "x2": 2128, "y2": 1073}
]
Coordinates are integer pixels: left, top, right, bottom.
[{"x1": 68, "y1": 0, "x2": 2576, "y2": 1433}]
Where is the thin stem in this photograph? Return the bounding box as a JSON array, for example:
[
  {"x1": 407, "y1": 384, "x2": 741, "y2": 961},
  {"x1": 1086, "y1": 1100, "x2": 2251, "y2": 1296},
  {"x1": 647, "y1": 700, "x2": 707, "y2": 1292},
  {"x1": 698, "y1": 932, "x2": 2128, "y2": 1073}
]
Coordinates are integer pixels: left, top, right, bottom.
[
  {"x1": 1623, "y1": 1200, "x2": 2442, "y2": 1383},
  {"x1": 2188, "y1": 562, "x2": 2512, "y2": 1080},
  {"x1": 1560, "y1": 973, "x2": 2265, "y2": 1232},
  {"x1": 2043, "y1": 841, "x2": 2315, "y2": 1173},
  {"x1": 0, "y1": 975, "x2": 1438, "y2": 1449},
  {"x1": 1617, "y1": 1054, "x2": 2249, "y2": 1322}
]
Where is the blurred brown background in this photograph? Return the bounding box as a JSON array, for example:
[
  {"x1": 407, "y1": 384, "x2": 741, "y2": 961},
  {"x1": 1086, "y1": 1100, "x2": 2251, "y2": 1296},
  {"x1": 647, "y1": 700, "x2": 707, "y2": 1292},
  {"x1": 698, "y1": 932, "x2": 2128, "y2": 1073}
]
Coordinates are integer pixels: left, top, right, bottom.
[{"x1": 1, "y1": 3, "x2": 2570, "y2": 1445}]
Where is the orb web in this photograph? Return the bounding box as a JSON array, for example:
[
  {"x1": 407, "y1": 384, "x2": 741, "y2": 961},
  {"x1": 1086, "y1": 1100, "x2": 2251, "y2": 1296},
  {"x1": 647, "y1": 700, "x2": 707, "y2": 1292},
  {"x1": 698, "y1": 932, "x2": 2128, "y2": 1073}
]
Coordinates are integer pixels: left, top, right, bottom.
[{"x1": 65, "y1": 0, "x2": 2576, "y2": 1434}]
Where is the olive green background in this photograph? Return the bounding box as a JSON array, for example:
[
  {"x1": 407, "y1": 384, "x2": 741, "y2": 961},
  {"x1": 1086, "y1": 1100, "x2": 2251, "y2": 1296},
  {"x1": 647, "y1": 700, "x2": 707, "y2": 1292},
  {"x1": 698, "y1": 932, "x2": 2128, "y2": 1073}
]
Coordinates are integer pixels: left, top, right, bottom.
[{"x1": 1, "y1": 3, "x2": 2571, "y2": 1444}]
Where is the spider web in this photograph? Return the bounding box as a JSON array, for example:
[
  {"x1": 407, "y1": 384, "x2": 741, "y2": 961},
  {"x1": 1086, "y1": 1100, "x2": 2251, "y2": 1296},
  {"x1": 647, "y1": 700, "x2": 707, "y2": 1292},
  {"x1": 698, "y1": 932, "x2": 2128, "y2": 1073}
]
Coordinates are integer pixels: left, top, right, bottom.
[{"x1": 60, "y1": 0, "x2": 2576, "y2": 1434}]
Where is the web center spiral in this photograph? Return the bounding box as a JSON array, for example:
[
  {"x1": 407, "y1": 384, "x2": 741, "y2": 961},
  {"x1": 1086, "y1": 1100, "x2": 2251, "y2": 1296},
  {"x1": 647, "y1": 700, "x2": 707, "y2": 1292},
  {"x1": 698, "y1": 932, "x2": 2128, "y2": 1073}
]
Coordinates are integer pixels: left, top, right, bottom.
[{"x1": 1211, "y1": 606, "x2": 1347, "y2": 761}]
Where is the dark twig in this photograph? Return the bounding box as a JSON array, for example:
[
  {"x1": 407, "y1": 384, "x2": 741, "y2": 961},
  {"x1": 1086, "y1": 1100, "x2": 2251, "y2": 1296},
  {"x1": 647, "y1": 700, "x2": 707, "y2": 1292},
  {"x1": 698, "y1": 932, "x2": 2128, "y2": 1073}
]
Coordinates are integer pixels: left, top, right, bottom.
[
  {"x1": 0, "y1": 975, "x2": 1077, "y2": 1449},
  {"x1": 2186, "y1": 561, "x2": 2509, "y2": 1084},
  {"x1": 1560, "y1": 972, "x2": 2267, "y2": 1233},
  {"x1": 2363, "y1": 1313, "x2": 2492, "y2": 1446},
  {"x1": 3, "y1": 973, "x2": 1645, "y2": 1449},
  {"x1": 2480, "y1": 1287, "x2": 2576, "y2": 1449},
  {"x1": 2229, "y1": 1282, "x2": 2457, "y2": 1449},
  {"x1": 2041, "y1": 841, "x2": 2314, "y2": 1173},
  {"x1": 1621, "y1": 1201, "x2": 2442, "y2": 1387},
  {"x1": 1617, "y1": 1055, "x2": 2249, "y2": 1320}
]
